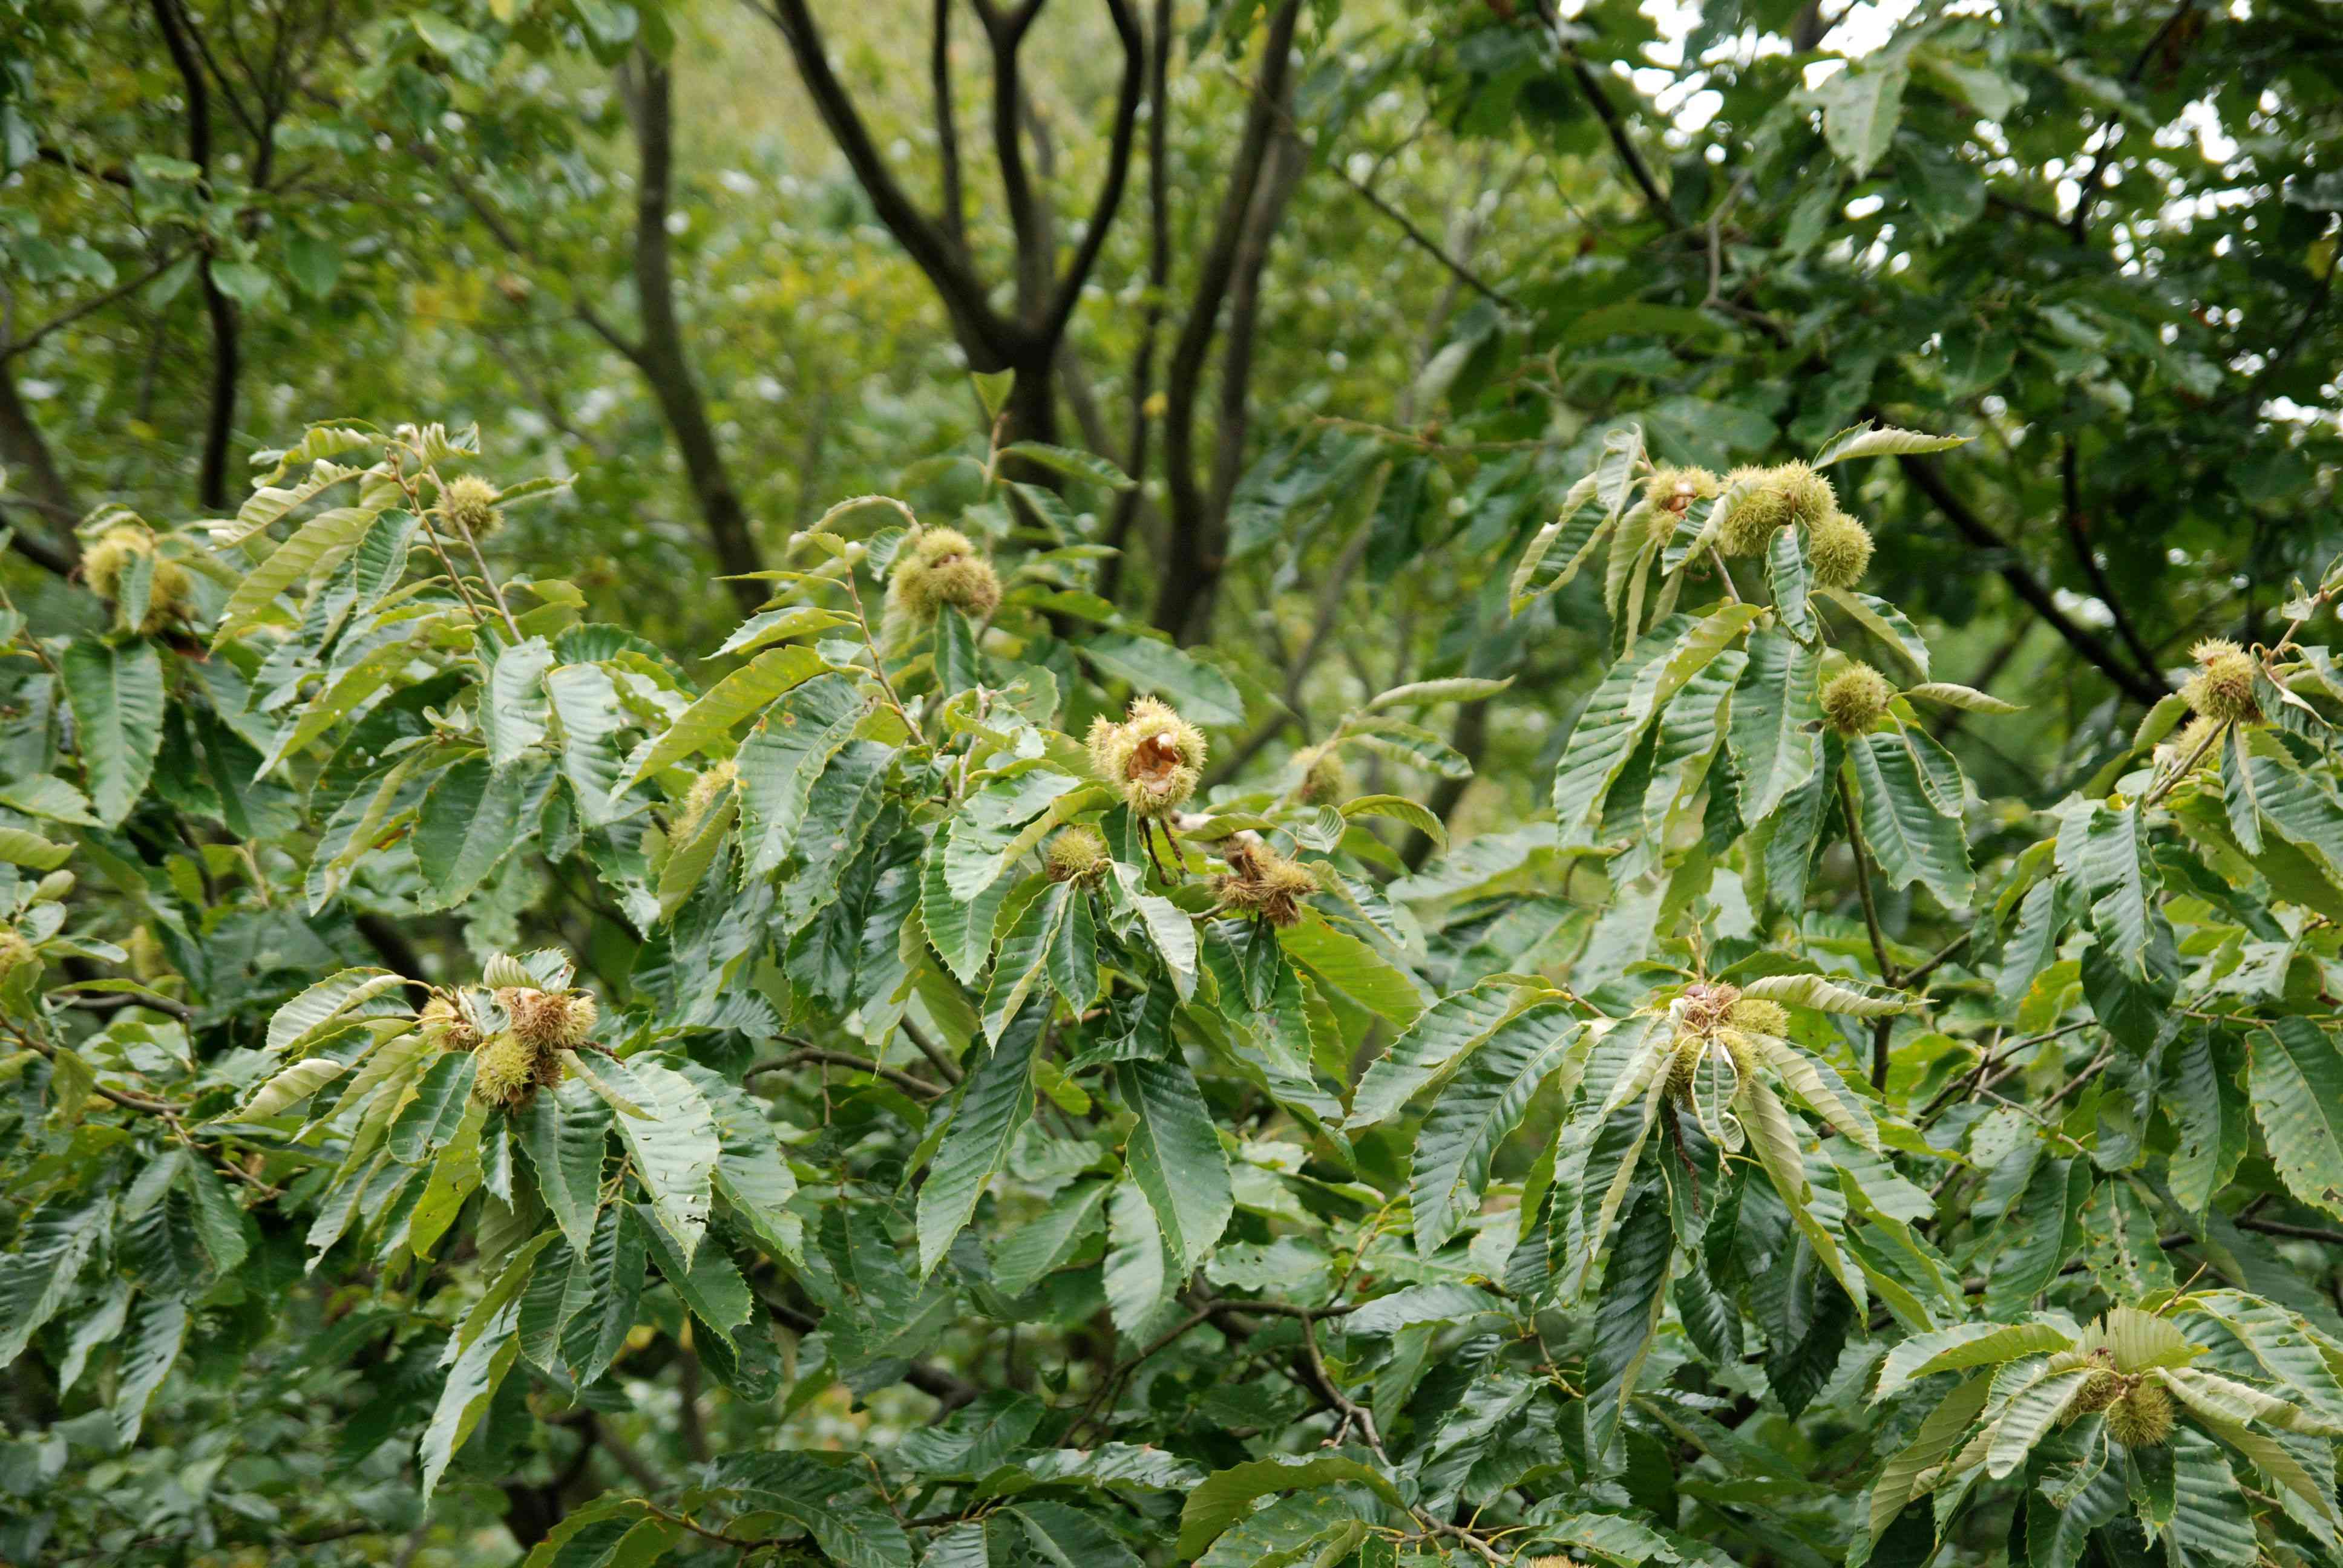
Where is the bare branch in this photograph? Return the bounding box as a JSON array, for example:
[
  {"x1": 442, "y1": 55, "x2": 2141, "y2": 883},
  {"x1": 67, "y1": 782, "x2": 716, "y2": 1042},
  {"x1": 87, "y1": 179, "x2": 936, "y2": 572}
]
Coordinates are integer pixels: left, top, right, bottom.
[
  {"x1": 931, "y1": 0, "x2": 966, "y2": 253},
  {"x1": 1897, "y1": 451, "x2": 2171, "y2": 707},
  {"x1": 146, "y1": 0, "x2": 240, "y2": 510},
  {"x1": 1154, "y1": 0, "x2": 1303, "y2": 642},
  {"x1": 1038, "y1": 0, "x2": 1145, "y2": 347},
  {"x1": 1, "y1": 250, "x2": 189, "y2": 364},
  {"x1": 618, "y1": 53, "x2": 769, "y2": 613},
  {"x1": 759, "y1": 0, "x2": 1017, "y2": 364}
]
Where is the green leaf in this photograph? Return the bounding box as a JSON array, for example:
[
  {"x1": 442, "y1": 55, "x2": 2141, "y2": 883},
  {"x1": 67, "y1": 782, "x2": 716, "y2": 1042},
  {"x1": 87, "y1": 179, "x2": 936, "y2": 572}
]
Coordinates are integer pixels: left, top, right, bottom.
[
  {"x1": 1768, "y1": 524, "x2": 1816, "y2": 643},
  {"x1": 419, "y1": 1301, "x2": 520, "y2": 1499},
  {"x1": 636, "y1": 1203, "x2": 751, "y2": 1342},
  {"x1": 267, "y1": 967, "x2": 408, "y2": 1056},
  {"x1": 111, "y1": 1293, "x2": 188, "y2": 1446},
  {"x1": 1507, "y1": 473, "x2": 1607, "y2": 612},
  {"x1": 1079, "y1": 633, "x2": 1244, "y2": 727},
  {"x1": 600, "y1": 1055, "x2": 722, "y2": 1263},
  {"x1": 518, "y1": 1083, "x2": 611, "y2": 1253},
  {"x1": 925, "y1": 842, "x2": 1017, "y2": 985},
  {"x1": 1868, "y1": 1374, "x2": 1990, "y2": 1535},
  {"x1": 1812, "y1": 423, "x2": 1968, "y2": 466},
  {"x1": 216, "y1": 503, "x2": 387, "y2": 642},
  {"x1": 1339, "y1": 793, "x2": 1447, "y2": 849},
  {"x1": 415, "y1": 755, "x2": 546, "y2": 910},
  {"x1": 240, "y1": 1056, "x2": 347, "y2": 1119},
  {"x1": 1904, "y1": 681, "x2": 2019, "y2": 714},
  {"x1": 2248, "y1": 1018, "x2": 2343, "y2": 1220},
  {"x1": 2166, "y1": 1429, "x2": 2258, "y2": 1567},
  {"x1": 1738, "y1": 971, "x2": 1915, "y2": 1016},
  {"x1": 623, "y1": 645, "x2": 828, "y2": 789},
  {"x1": 1585, "y1": 1186, "x2": 1673, "y2": 1454},
  {"x1": 917, "y1": 1010, "x2": 1043, "y2": 1275},
  {"x1": 1818, "y1": 587, "x2": 1933, "y2": 676},
  {"x1": 982, "y1": 882, "x2": 1071, "y2": 1045},
  {"x1": 1118, "y1": 1053, "x2": 1234, "y2": 1278},
  {"x1": 1348, "y1": 982, "x2": 1533, "y2": 1128},
  {"x1": 1815, "y1": 59, "x2": 1909, "y2": 178},
  {"x1": 735, "y1": 673, "x2": 870, "y2": 875},
  {"x1": 1986, "y1": 1367, "x2": 2090, "y2": 1477},
  {"x1": 483, "y1": 636, "x2": 555, "y2": 767},
  {"x1": 1872, "y1": 1322, "x2": 2073, "y2": 1403},
  {"x1": 1276, "y1": 910, "x2": 1425, "y2": 1024},
  {"x1": 681, "y1": 1063, "x2": 802, "y2": 1263},
  {"x1": 0, "y1": 1196, "x2": 111, "y2": 1368},
  {"x1": 716, "y1": 1471, "x2": 911, "y2": 1568},
  {"x1": 1364, "y1": 677, "x2": 1513, "y2": 711},
  {"x1": 1006, "y1": 1501, "x2": 1142, "y2": 1568},
  {"x1": 991, "y1": 1179, "x2": 1111, "y2": 1296},
  {"x1": 1176, "y1": 1454, "x2": 1406, "y2": 1558},
  {"x1": 546, "y1": 662, "x2": 631, "y2": 826},
  {"x1": 1554, "y1": 606, "x2": 1760, "y2": 843},
  {"x1": 998, "y1": 441, "x2": 1133, "y2": 490},
  {"x1": 1851, "y1": 734, "x2": 1973, "y2": 906},
  {"x1": 1408, "y1": 1004, "x2": 1581, "y2": 1255},
  {"x1": 1103, "y1": 1178, "x2": 1172, "y2": 1334},
  {"x1": 388, "y1": 1051, "x2": 479, "y2": 1163},
  {"x1": 61, "y1": 638, "x2": 165, "y2": 826},
  {"x1": 1730, "y1": 630, "x2": 1822, "y2": 820}
]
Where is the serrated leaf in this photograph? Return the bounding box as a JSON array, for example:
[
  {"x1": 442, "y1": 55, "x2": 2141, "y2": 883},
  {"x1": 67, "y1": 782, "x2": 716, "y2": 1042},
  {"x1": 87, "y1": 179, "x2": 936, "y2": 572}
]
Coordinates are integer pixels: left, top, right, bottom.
[
  {"x1": 1904, "y1": 681, "x2": 2020, "y2": 714},
  {"x1": 623, "y1": 645, "x2": 828, "y2": 789},
  {"x1": 2248, "y1": 1018, "x2": 2343, "y2": 1220},
  {"x1": 61, "y1": 639, "x2": 165, "y2": 826},
  {"x1": 1409, "y1": 1005, "x2": 1581, "y2": 1255},
  {"x1": 1348, "y1": 982, "x2": 1533, "y2": 1128},
  {"x1": 1585, "y1": 1186, "x2": 1673, "y2": 1454},
  {"x1": 518, "y1": 1083, "x2": 611, "y2": 1253},
  {"x1": 917, "y1": 1009, "x2": 1043, "y2": 1275},
  {"x1": 1738, "y1": 971, "x2": 1915, "y2": 1016},
  {"x1": 1852, "y1": 733, "x2": 1973, "y2": 906},
  {"x1": 0, "y1": 1196, "x2": 112, "y2": 1368},
  {"x1": 482, "y1": 636, "x2": 555, "y2": 767},
  {"x1": 1276, "y1": 910, "x2": 1424, "y2": 1024},
  {"x1": 1080, "y1": 633, "x2": 1243, "y2": 727},
  {"x1": 600, "y1": 1055, "x2": 721, "y2": 1263},
  {"x1": 1813, "y1": 422, "x2": 1969, "y2": 466},
  {"x1": 1730, "y1": 630, "x2": 1822, "y2": 820},
  {"x1": 1175, "y1": 1454, "x2": 1405, "y2": 1558},
  {"x1": 1872, "y1": 1322, "x2": 2073, "y2": 1403},
  {"x1": 1118, "y1": 1053, "x2": 1233, "y2": 1278}
]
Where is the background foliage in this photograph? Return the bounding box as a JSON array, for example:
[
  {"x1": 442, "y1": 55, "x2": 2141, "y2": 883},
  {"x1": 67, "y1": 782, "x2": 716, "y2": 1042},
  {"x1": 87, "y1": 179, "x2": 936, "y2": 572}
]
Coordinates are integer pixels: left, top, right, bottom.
[{"x1": 4, "y1": 0, "x2": 2343, "y2": 1564}]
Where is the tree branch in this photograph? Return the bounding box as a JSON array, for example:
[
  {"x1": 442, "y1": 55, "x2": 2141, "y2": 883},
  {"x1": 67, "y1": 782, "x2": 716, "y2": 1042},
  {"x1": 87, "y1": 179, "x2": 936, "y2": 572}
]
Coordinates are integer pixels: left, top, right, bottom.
[
  {"x1": 1098, "y1": 0, "x2": 1175, "y2": 606},
  {"x1": 1, "y1": 250, "x2": 189, "y2": 364},
  {"x1": 1153, "y1": 0, "x2": 1303, "y2": 644},
  {"x1": 147, "y1": 0, "x2": 240, "y2": 511},
  {"x1": 618, "y1": 53, "x2": 768, "y2": 614},
  {"x1": 2060, "y1": 434, "x2": 2161, "y2": 685},
  {"x1": 760, "y1": 0, "x2": 1017, "y2": 364},
  {"x1": 1896, "y1": 452, "x2": 2171, "y2": 707},
  {"x1": 973, "y1": 0, "x2": 1052, "y2": 319},
  {"x1": 1037, "y1": 0, "x2": 1144, "y2": 347},
  {"x1": 1564, "y1": 54, "x2": 1673, "y2": 228},
  {"x1": 0, "y1": 364, "x2": 84, "y2": 575},
  {"x1": 931, "y1": 0, "x2": 966, "y2": 255}
]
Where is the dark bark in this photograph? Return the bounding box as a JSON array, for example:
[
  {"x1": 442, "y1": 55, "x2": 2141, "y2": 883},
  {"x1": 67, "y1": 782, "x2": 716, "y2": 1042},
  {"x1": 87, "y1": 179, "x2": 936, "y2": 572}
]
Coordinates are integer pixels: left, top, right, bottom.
[
  {"x1": 1898, "y1": 452, "x2": 2171, "y2": 707},
  {"x1": 146, "y1": 0, "x2": 240, "y2": 511},
  {"x1": 0, "y1": 365, "x2": 82, "y2": 575},
  {"x1": 1096, "y1": 0, "x2": 1175, "y2": 606},
  {"x1": 761, "y1": 0, "x2": 1142, "y2": 460},
  {"x1": 619, "y1": 56, "x2": 767, "y2": 615},
  {"x1": 1153, "y1": 0, "x2": 1303, "y2": 645}
]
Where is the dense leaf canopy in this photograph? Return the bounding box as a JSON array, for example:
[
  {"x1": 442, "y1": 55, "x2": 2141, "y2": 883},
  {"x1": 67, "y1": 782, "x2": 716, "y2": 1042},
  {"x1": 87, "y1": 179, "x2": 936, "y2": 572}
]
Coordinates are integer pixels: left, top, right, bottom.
[{"x1": 4, "y1": 1, "x2": 2343, "y2": 1567}]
